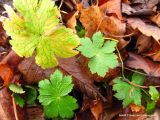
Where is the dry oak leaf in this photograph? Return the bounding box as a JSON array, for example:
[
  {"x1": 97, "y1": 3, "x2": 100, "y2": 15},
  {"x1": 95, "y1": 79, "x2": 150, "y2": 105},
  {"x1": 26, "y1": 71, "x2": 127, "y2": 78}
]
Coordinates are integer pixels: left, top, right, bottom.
[
  {"x1": 151, "y1": 13, "x2": 160, "y2": 27},
  {"x1": 80, "y1": 5, "x2": 103, "y2": 37},
  {"x1": 129, "y1": 104, "x2": 145, "y2": 113},
  {"x1": 136, "y1": 34, "x2": 152, "y2": 53},
  {"x1": 0, "y1": 64, "x2": 13, "y2": 87},
  {"x1": 100, "y1": 0, "x2": 123, "y2": 20},
  {"x1": 90, "y1": 100, "x2": 103, "y2": 120},
  {"x1": 126, "y1": 52, "x2": 160, "y2": 77},
  {"x1": 80, "y1": 5, "x2": 126, "y2": 37},
  {"x1": 127, "y1": 18, "x2": 160, "y2": 41},
  {"x1": 144, "y1": 40, "x2": 160, "y2": 61},
  {"x1": 100, "y1": 16, "x2": 126, "y2": 36}
]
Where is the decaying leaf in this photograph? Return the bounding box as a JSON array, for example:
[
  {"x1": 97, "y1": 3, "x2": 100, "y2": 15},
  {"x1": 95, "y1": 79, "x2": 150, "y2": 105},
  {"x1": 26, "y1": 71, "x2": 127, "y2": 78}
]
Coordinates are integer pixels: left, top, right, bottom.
[
  {"x1": 129, "y1": 104, "x2": 145, "y2": 113},
  {"x1": 126, "y1": 52, "x2": 160, "y2": 77},
  {"x1": 151, "y1": 13, "x2": 160, "y2": 27},
  {"x1": 127, "y1": 18, "x2": 160, "y2": 42},
  {"x1": 100, "y1": 0, "x2": 122, "y2": 20},
  {"x1": 0, "y1": 64, "x2": 13, "y2": 87}
]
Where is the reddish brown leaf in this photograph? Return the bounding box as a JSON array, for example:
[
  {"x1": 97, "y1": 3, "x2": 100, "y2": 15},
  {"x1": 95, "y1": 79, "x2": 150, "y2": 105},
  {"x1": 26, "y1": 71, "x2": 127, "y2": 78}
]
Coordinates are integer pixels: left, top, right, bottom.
[
  {"x1": 127, "y1": 18, "x2": 160, "y2": 42},
  {"x1": 129, "y1": 104, "x2": 145, "y2": 113},
  {"x1": 100, "y1": 0, "x2": 122, "y2": 20},
  {"x1": 26, "y1": 106, "x2": 44, "y2": 120},
  {"x1": 0, "y1": 88, "x2": 25, "y2": 120},
  {"x1": 145, "y1": 41, "x2": 160, "y2": 61},
  {"x1": 58, "y1": 57, "x2": 106, "y2": 101},
  {"x1": 151, "y1": 13, "x2": 160, "y2": 27},
  {"x1": 18, "y1": 57, "x2": 54, "y2": 84},
  {"x1": 90, "y1": 100, "x2": 103, "y2": 120},
  {"x1": 0, "y1": 64, "x2": 13, "y2": 87},
  {"x1": 126, "y1": 52, "x2": 160, "y2": 77},
  {"x1": 80, "y1": 5, "x2": 103, "y2": 37},
  {"x1": 136, "y1": 34, "x2": 152, "y2": 53}
]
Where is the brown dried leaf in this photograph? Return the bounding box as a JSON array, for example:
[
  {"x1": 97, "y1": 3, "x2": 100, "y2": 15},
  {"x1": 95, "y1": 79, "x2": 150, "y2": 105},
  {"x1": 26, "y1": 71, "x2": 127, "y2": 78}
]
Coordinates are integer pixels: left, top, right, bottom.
[
  {"x1": 90, "y1": 100, "x2": 103, "y2": 120},
  {"x1": 18, "y1": 57, "x2": 54, "y2": 84},
  {"x1": 127, "y1": 18, "x2": 160, "y2": 41},
  {"x1": 151, "y1": 13, "x2": 160, "y2": 27},
  {"x1": 66, "y1": 11, "x2": 79, "y2": 30},
  {"x1": 0, "y1": 88, "x2": 25, "y2": 120},
  {"x1": 129, "y1": 104, "x2": 145, "y2": 113},
  {"x1": 126, "y1": 52, "x2": 160, "y2": 77},
  {"x1": 80, "y1": 5, "x2": 103, "y2": 37},
  {"x1": 100, "y1": 0, "x2": 122, "y2": 20},
  {"x1": 100, "y1": 16, "x2": 126, "y2": 36},
  {"x1": 136, "y1": 34, "x2": 152, "y2": 53},
  {"x1": 145, "y1": 41, "x2": 160, "y2": 61},
  {"x1": 0, "y1": 64, "x2": 13, "y2": 87},
  {"x1": 58, "y1": 57, "x2": 106, "y2": 101}
]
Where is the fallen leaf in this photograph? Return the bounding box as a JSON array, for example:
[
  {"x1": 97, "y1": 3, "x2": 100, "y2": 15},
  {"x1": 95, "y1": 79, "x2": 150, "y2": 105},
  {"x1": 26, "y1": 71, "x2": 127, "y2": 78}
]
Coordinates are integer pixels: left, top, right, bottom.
[
  {"x1": 26, "y1": 106, "x2": 44, "y2": 120},
  {"x1": 100, "y1": 0, "x2": 122, "y2": 20},
  {"x1": 147, "y1": 0, "x2": 159, "y2": 9},
  {"x1": 0, "y1": 88, "x2": 25, "y2": 120},
  {"x1": 129, "y1": 104, "x2": 145, "y2": 113},
  {"x1": 151, "y1": 13, "x2": 160, "y2": 27},
  {"x1": 127, "y1": 18, "x2": 160, "y2": 42},
  {"x1": 67, "y1": 11, "x2": 79, "y2": 30},
  {"x1": 0, "y1": 64, "x2": 13, "y2": 87},
  {"x1": 136, "y1": 34, "x2": 152, "y2": 53},
  {"x1": 126, "y1": 52, "x2": 160, "y2": 77},
  {"x1": 90, "y1": 100, "x2": 103, "y2": 120},
  {"x1": 144, "y1": 41, "x2": 160, "y2": 61},
  {"x1": 58, "y1": 57, "x2": 106, "y2": 101},
  {"x1": 100, "y1": 16, "x2": 126, "y2": 36},
  {"x1": 18, "y1": 57, "x2": 54, "y2": 84},
  {"x1": 80, "y1": 5, "x2": 103, "y2": 37}
]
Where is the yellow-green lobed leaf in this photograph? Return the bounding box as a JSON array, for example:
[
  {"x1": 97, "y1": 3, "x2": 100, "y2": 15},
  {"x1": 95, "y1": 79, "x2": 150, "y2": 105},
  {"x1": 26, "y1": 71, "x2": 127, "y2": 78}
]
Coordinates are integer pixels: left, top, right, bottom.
[{"x1": 3, "y1": 0, "x2": 80, "y2": 68}]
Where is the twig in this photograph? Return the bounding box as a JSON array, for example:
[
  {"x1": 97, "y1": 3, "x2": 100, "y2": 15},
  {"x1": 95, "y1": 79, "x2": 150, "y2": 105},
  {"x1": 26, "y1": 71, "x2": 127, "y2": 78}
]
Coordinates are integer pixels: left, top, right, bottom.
[
  {"x1": 12, "y1": 96, "x2": 19, "y2": 120},
  {"x1": 59, "y1": 0, "x2": 64, "y2": 9},
  {"x1": 124, "y1": 67, "x2": 148, "y2": 76}
]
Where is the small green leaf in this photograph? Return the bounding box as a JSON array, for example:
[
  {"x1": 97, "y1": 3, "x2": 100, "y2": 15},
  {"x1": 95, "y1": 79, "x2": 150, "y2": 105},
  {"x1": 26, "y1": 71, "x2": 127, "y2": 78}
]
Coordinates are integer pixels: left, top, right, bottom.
[
  {"x1": 149, "y1": 86, "x2": 159, "y2": 101},
  {"x1": 113, "y1": 73, "x2": 145, "y2": 107},
  {"x1": 146, "y1": 101, "x2": 156, "y2": 114},
  {"x1": 9, "y1": 84, "x2": 25, "y2": 94},
  {"x1": 24, "y1": 85, "x2": 37, "y2": 105},
  {"x1": 77, "y1": 31, "x2": 118, "y2": 77},
  {"x1": 13, "y1": 93, "x2": 25, "y2": 107},
  {"x1": 38, "y1": 70, "x2": 78, "y2": 118},
  {"x1": 3, "y1": 0, "x2": 80, "y2": 68}
]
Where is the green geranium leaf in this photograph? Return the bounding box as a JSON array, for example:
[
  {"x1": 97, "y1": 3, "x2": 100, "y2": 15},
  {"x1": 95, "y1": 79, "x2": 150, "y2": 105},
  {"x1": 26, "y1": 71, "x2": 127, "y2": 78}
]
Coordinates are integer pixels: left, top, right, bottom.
[
  {"x1": 113, "y1": 73, "x2": 145, "y2": 107},
  {"x1": 149, "y1": 86, "x2": 159, "y2": 101},
  {"x1": 3, "y1": 0, "x2": 80, "y2": 68},
  {"x1": 13, "y1": 93, "x2": 25, "y2": 107},
  {"x1": 38, "y1": 70, "x2": 78, "y2": 118},
  {"x1": 24, "y1": 85, "x2": 37, "y2": 105},
  {"x1": 9, "y1": 84, "x2": 25, "y2": 94},
  {"x1": 77, "y1": 31, "x2": 118, "y2": 77}
]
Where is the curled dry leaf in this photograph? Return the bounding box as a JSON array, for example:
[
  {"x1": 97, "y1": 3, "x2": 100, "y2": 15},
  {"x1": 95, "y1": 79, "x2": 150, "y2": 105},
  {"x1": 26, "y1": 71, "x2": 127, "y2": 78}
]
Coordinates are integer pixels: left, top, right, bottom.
[
  {"x1": 58, "y1": 57, "x2": 106, "y2": 101},
  {"x1": 129, "y1": 104, "x2": 145, "y2": 113},
  {"x1": 80, "y1": 5, "x2": 103, "y2": 37},
  {"x1": 0, "y1": 88, "x2": 25, "y2": 120},
  {"x1": 0, "y1": 64, "x2": 13, "y2": 87},
  {"x1": 145, "y1": 41, "x2": 160, "y2": 61},
  {"x1": 66, "y1": 11, "x2": 79, "y2": 31},
  {"x1": 151, "y1": 13, "x2": 160, "y2": 27},
  {"x1": 126, "y1": 52, "x2": 160, "y2": 77},
  {"x1": 18, "y1": 57, "x2": 55, "y2": 84},
  {"x1": 136, "y1": 34, "x2": 152, "y2": 53},
  {"x1": 100, "y1": 0, "x2": 123, "y2": 20},
  {"x1": 127, "y1": 18, "x2": 160, "y2": 42},
  {"x1": 90, "y1": 100, "x2": 103, "y2": 120}
]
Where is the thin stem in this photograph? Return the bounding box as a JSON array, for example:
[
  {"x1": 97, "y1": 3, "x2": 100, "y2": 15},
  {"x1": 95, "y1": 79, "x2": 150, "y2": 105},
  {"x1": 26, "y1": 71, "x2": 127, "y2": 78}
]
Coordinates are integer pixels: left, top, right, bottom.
[
  {"x1": 59, "y1": 0, "x2": 64, "y2": 9},
  {"x1": 116, "y1": 47, "x2": 125, "y2": 79},
  {"x1": 12, "y1": 96, "x2": 19, "y2": 120},
  {"x1": 124, "y1": 67, "x2": 148, "y2": 76}
]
